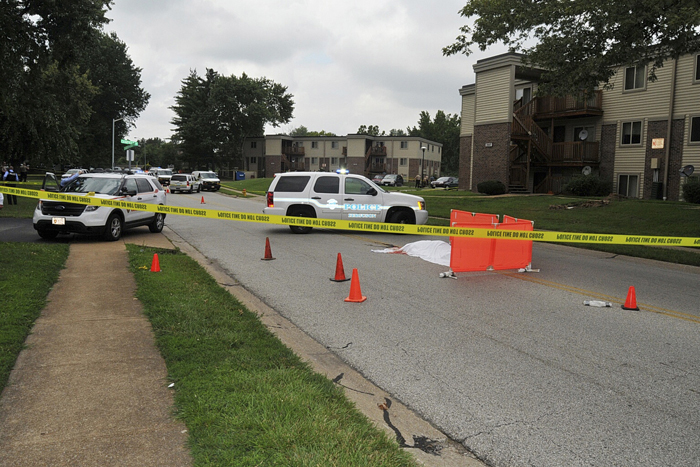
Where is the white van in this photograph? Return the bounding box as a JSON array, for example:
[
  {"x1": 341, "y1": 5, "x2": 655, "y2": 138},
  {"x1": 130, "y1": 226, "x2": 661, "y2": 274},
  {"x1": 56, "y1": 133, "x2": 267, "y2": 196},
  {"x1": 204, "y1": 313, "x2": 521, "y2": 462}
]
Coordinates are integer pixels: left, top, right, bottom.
[{"x1": 192, "y1": 171, "x2": 221, "y2": 191}]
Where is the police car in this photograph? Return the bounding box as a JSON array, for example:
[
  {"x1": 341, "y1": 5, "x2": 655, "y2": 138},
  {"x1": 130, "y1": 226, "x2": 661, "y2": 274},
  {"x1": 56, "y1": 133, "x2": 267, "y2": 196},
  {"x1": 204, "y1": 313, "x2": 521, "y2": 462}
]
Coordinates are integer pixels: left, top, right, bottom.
[{"x1": 263, "y1": 170, "x2": 428, "y2": 233}]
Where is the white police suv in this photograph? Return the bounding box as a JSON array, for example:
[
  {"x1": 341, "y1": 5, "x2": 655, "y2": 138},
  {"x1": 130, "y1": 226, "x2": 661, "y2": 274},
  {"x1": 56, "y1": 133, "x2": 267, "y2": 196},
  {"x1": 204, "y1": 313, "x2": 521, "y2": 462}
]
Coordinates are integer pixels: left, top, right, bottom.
[
  {"x1": 33, "y1": 172, "x2": 167, "y2": 241},
  {"x1": 263, "y1": 171, "x2": 428, "y2": 233}
]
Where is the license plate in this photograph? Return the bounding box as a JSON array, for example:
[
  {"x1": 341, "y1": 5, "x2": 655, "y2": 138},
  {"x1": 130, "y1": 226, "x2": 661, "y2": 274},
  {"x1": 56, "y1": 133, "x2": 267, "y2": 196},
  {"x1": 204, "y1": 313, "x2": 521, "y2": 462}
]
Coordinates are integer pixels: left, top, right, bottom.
[{"x1": 52, "y1": 217, "x2": 66, "y2": 225}]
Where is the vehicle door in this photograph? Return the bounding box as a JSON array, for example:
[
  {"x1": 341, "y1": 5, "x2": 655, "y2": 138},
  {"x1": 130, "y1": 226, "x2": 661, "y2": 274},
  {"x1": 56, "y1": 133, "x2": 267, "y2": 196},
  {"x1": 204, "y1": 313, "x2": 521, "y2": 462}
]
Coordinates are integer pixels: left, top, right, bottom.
[
  {"x1": 121, "y1": 177, "x2": 151, "y2": 222},
  {"x1": 41, "y1": 172, "x2": 61, "y2": 192},
  {"x1": 341, "y1": 176, "x2": 384, "y2": 221},
  {"x1": 310, "y1": 175, "x2": 342, "y2": 220}
]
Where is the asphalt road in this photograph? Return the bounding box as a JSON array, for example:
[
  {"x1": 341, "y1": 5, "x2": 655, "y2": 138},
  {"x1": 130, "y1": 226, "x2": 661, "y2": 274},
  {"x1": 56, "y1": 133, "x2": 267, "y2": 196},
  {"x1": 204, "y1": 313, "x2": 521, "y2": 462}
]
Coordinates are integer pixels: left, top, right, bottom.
[
  {"x1": 5, "y1": 193, "x2": 700, "y2": 466},
  {"x1": 163, "y1": 191, "x2": 700, "y2": 467}
]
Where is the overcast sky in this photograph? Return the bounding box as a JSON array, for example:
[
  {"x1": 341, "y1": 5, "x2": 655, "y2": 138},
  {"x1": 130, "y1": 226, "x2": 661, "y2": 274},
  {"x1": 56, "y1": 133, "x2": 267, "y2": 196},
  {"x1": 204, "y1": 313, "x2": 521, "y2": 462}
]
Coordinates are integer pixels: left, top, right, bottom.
[{"x1": 105, "y1": 0, "x2": 506, "y2": 141}]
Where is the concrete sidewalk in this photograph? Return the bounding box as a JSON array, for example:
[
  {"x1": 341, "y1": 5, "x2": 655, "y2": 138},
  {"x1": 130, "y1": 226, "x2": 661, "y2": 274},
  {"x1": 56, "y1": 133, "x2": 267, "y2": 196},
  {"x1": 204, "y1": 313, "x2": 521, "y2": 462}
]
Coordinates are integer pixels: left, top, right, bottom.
[{"x1": 0, "y1": 231, "x2": 191, "y2": 466}]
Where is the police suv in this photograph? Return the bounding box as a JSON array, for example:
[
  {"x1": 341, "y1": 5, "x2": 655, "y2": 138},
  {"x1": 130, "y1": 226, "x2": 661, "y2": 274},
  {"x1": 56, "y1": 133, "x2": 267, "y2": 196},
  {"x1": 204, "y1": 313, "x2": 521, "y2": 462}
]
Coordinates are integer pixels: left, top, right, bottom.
[
  {"x1": 263, "y1": 171, "x2": 428, "y2": 233},
  {"x1": 33, "y1": 172, "x2": 167, "y2": 241}
]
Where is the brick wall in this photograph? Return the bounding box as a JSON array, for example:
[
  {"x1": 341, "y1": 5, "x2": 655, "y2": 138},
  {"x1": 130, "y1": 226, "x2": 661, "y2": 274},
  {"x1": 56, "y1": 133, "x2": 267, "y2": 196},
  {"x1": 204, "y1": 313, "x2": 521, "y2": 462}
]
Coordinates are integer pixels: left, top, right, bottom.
[
  {"x1": 459, "y1": 136, "x2": 472, "y2": 190},
  {"x1": 599, "y1": 124, "x2": 617, "y2": 187},
  {"x1": 472, "y1": 122, "x2": 510, "y2": 190}
]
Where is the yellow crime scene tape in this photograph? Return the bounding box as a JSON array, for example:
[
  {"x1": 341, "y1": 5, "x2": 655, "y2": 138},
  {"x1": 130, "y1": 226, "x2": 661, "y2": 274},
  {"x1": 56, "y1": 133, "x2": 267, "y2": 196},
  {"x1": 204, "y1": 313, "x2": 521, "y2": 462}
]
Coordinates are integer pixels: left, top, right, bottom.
[{"x1": 2, "y1": 185, "x2": 700, "y2": 247}]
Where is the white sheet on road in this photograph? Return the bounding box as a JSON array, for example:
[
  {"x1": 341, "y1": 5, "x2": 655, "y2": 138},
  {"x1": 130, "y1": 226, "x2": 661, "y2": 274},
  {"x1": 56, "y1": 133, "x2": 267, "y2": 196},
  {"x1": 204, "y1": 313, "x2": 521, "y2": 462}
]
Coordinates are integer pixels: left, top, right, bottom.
[{"x1": 372, "y1": 240, "x2": 451, "y2": 266}]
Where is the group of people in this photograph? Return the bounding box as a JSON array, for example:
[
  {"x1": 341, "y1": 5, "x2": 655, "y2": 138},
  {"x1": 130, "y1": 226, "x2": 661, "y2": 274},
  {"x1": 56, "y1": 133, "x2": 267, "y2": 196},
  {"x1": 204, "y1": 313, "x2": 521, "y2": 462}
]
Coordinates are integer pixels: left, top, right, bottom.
[
  {"x1": 1, "y1": 162, "x2": 29, "y2": 208},
  {"x1": 414, "y1": 173, "x2": 434, "y2": 188}
]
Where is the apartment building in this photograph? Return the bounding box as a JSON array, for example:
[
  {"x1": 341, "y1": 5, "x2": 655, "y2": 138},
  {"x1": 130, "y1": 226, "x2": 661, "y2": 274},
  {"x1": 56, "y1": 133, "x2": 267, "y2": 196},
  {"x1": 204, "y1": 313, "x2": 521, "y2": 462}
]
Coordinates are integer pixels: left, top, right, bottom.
[
  {"x1": 459, "y1": 52, "x2": 700, "y2": 200},
  {"x1": 240, "y1": 134, "x2": 442, "y2": 181}
]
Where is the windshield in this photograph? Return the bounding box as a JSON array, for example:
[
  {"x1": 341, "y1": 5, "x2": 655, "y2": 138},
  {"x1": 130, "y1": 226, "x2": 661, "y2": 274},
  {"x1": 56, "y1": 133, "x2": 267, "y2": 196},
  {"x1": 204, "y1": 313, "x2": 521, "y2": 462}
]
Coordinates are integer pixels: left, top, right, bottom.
[
  {"x1": 159, "y1": 170, "x2": 173, "y2": 176},
  {"x1": 201, "y1": 172, "x2": 218, "y2": 178},
  {"x1": 62, "y1": 176, "x2": 121, "y2": 195}
]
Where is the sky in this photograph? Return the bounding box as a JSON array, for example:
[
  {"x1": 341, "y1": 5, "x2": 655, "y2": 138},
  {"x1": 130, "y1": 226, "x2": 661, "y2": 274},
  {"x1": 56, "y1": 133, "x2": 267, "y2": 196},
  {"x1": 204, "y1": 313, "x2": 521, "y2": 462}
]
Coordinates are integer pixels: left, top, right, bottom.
[{"x1": 105, "y1": 0, "x2": 507, "y2": 141}]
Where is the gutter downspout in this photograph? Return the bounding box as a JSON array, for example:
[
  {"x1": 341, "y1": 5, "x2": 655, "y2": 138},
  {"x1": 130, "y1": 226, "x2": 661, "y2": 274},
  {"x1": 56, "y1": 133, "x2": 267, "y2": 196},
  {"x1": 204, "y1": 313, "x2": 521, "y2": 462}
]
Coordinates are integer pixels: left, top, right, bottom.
[{"x1": 663, "y1": 58, "x2": 678, "y2": 200}]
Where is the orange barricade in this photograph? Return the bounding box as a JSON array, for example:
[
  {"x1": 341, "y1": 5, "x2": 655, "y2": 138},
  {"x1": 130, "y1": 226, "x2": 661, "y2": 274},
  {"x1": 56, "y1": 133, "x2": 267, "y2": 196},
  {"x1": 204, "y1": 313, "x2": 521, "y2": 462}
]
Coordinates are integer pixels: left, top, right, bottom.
[{"x1": 449, "y1": 210, "x2": 534, "y2": 272}]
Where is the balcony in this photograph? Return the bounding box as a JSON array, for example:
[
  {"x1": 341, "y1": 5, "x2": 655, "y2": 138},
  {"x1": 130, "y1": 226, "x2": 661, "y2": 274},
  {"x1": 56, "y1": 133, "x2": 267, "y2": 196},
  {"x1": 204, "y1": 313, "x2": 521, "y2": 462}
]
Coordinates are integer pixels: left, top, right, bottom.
[
  {"x1": 283, "y1": 145, "x2": 305, "y2": 156},
  {"x1": 369, "y1": 146, "x2": 387, "y2": 156},
  {"x1": 550, "y1": 142, "x2": 600, "y2": 164},
  {"x1": 515, "y1": 91, "x2": 603, "y2": 120}
]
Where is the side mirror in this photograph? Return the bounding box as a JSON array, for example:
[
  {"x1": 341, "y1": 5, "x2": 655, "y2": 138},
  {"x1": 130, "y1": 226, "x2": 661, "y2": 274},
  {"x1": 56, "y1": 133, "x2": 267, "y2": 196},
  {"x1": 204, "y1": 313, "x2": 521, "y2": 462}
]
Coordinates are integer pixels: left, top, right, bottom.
[
  {"x1": 367, "y1": 188, "x2": 377, "y2": 196},
  {"x1": 121, "y1": 187, "x2": 137, "y2": 196}
]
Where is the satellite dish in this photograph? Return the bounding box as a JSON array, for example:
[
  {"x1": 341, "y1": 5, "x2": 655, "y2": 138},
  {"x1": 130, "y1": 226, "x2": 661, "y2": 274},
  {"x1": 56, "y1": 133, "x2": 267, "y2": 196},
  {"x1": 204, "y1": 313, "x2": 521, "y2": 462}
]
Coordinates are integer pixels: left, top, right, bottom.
[
  {"x1": 578, "y1": 129, "x2": 589, "y2": 141},
  {"x1": 582, "y1": 166, "x2": 592, "y2": 176},
  {"x1": 680, "y1": 165, "x2": 695, "y2": 177}
]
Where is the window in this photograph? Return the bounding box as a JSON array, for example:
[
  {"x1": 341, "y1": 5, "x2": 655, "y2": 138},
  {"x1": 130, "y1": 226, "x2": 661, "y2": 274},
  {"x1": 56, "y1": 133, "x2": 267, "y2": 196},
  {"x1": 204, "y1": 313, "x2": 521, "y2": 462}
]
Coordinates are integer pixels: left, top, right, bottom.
[
  {"x1": 331, "y1": 141, "x2": 338, "y2": 149},
  {"x1": 621, "y1": 121, "x2": 642, "y2": 145},
  {"x1": 136, "y1": 178, "x2": 153, "y2": 193},
  {"x1": 313, "y1": 176, "x2": 339, "y2": 194},
  {"x1": 331, "y1": 157, "x2": 338, "y2": 165},
  {"x1": 251, "y1": 141, "x2": 257, "y2": 149},
  {"x1": 695, "y1": 55, "x2": 700, "y2": 82},
  {"x1": 311, "y1": 141, "x2": 318, "y2": 149},
  {"x1": 624, "y1": 65, "x2": 646, "y2": 90},
  {"x1": 400, "y1": 141, "x2": 408, "y2": 149},
  {"x1": 275, "y1": 176, "x2": 310, "y2": 192},
  {"x1": 515, "y1": 87, "x2": 531, "y2": 103},
  {"x1": 345, "y1": 177, "x2": 373, "y2": 195},
  {"x1": 690, "y1": 116, "x2": 700, "y2": 143},
  {"x1": 311, "y1": 157, "x2": 318, "y2": 164},
  {"x1": 250, "y1": 157, "x2": 257, "y2": 164},
  {"x1": 618, "y1": 174, "x2": 639, "y2": 197},
  {"x1": 399, "y1": 158, "x2": 408, "y2": 165}
]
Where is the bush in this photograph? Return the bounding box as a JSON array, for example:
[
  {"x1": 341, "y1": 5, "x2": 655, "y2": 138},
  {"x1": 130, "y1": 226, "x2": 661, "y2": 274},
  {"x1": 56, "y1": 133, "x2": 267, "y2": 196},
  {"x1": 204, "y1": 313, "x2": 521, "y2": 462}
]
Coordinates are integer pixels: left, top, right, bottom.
[
  {"x1": 477, "y1": 180, "x2": 506, "y2": 195},
  {"x1": 563, "y1": 175, "x2": 612, "y2": 196},
  {"x1": 682, "y1": 179, "x2": 700, "y2": 204}
]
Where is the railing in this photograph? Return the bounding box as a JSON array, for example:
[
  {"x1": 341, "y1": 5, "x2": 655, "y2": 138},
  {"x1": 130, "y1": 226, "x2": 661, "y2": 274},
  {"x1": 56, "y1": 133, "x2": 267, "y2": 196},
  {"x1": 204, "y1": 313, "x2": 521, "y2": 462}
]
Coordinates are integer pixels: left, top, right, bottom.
[
  {"x1": 369, "y1": 163, "x2": 386, "y2": 173},
  {"x1": 550, "y1": 142, "x2": 600, "y2": 164},
  {"x1": 512, "y1": 114, "x2": 552, "y2": 161},
  {"x1": 509, "y1": 166, "x2": 527, "y2": 187},
  {"x1": 283, "y1": 146, "x2": 305, "y2": 156},
  {"x1": 514, "y1": 91, "x2": 603, "y2": 118},
  {"x1": 369, "y1": 146, "x2": 387, "y2": 156}
]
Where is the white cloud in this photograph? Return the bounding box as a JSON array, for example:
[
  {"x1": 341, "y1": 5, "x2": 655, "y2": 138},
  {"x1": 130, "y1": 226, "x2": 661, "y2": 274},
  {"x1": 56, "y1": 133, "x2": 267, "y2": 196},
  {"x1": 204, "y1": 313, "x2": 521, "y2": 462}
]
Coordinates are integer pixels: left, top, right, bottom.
[{"x1": 106, "y1": 0, "x2": 495, "y2": 140}]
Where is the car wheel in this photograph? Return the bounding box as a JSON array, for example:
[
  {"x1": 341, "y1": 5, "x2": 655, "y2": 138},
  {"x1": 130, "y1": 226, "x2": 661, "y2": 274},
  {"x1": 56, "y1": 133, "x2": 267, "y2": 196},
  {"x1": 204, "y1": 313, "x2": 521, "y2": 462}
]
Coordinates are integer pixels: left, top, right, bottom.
[
  {"x1": 103, "y1": 213, "x2": 123, "y2": 241},
  {"x1": 387, "y1": 210, "x2": 413, "y2": 225},
  {"x1": 149, "y1": 212, "x2": 165, "y2": 233},
  {"x1": 288, "y1": 207, "x2": 315, "y2": 234},
  {"x1": 37, "y1": 229, "x2": 59, "y2": 240}
]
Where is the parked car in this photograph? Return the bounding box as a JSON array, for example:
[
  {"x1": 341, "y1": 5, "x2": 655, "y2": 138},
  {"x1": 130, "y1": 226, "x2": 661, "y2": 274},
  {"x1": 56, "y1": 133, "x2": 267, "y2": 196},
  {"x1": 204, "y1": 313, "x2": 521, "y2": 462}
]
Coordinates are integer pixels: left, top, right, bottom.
[
  {"x1": 263, "y1": 171, "x2": 427, "y2": 233},
  {"x1": 381, "y1": 174, "x2": 404, "y2": 187},
  {"x1": 33, "y1": 172, "x2": 167, "y2": 241},
  {"x1": 371, "y1": 174, "x2": 385, "y2": 183},
  {"x1": 170, "y1": 173, "x2": 201, "y2": 193},
  {"x1": 61, "y1": 168, "x2": 89, "y2": 179},
  {"x1": 431, "y1": 176, "x2": 459, "y2": 188},
  {"x1": 192, "y1": 171, "x2": 221, "y2": 191},
  {"x1": 148, "y1": 168, "x2": 173, "y2": 186}
]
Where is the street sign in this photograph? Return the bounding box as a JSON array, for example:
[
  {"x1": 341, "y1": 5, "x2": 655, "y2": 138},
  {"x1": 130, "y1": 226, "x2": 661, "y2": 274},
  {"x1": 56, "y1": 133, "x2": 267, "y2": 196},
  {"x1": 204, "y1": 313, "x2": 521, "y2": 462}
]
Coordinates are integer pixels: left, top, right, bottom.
[{"x1": 121, "y1": 139, "x2": 139, "y2": 150}]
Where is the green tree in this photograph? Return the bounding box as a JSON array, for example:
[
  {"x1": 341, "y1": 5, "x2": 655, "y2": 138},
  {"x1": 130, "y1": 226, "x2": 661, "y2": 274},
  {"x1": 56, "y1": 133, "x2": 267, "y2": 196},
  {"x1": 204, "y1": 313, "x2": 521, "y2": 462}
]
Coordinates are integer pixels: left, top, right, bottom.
[
  {"x1": 408, "y1": 111, "x2": 461, "y2": 175},
  {"x1": 0, "y1": 0, "x2": 149, "y2": 169},
  {"x1": 289, "y1": 126, "x2": 336, "y2": 137},
  {"x1": 171, "y1": 70, "x2": 294, "y2": 170},
  {"x1": 76, "y1": 32, "x2": 150, "y2": 169},
  {"x1": 170, "y1": 69, "x2": 220, "y2": 169},
  {"x1": 443, "y1": 0, "x2": 700, "y2": 96},
  {"x1": 356, "y1": 125, "x2": 385, "y2": 136}
]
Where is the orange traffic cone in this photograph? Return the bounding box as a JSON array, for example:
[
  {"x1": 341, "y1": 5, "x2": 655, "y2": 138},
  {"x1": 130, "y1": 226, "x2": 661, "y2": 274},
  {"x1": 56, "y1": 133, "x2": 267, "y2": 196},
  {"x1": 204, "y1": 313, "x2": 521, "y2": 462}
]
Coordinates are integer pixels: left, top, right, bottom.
[
  {"x1": 344, "y1": 268, "x2": 367, "y2": 303},
  {"x1": 200, "y1": 196, "x2": 205, "y2": 204},
  {"x1": 150, "y1": 253, "x2": 161, "y2": 272},
  {"x1": 330, "y1": 253, "x2": 351, "y2": 282},
  {"x1": 261, "y1": 237, "x2": 275, "y2": 260},
  {"x1": 622, "y1": 286, "x2": 640, "y2": 310}
]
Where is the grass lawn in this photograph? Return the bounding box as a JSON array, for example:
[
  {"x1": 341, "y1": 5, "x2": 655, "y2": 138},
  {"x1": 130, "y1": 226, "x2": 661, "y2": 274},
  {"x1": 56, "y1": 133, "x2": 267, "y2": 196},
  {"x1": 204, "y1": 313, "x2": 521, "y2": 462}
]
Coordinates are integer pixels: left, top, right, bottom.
[
  {"x1": 126, "y1": 245, "x2": 417, "y2": 466},
  {"x1": 0, "y1": 243, "x2": 69, "y2": 390}
]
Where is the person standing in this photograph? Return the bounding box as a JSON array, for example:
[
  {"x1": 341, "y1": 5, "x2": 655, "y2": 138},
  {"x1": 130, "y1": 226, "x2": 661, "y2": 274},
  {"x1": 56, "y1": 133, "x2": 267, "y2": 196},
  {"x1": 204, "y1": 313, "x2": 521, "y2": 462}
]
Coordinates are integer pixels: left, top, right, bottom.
[
  {"x1": 19, "y1": 163, "x2": 28, "y2": 182},
  {"x1": 0, "y1": 190, "x2": 4, "y2": 209},
  {"x1": 415, "y1": 173, "x2": 420, "y2": 188},
  {"x1": 3, "y1": 167, "x2": 18, "y2": 205}
]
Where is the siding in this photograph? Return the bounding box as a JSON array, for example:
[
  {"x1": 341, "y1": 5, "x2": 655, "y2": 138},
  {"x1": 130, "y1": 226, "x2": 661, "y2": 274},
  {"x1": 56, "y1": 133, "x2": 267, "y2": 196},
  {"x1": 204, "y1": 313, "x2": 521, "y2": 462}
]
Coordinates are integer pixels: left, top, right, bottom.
[
  {"x1": 603, "y1": 64, "x2": 674, "y2": 123},
  {"x1": 612, "y1": 119, "x2": 648, "y2": 198},
  {"x1": 672, "y1": 55, "x2": 700, "y2": 117},
  {"x1": 475, "y1": 66, "x2": 513, "y2": 125},
  {"x1": 461, "y1": 93, "x2": 475, "y2": 136}
]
